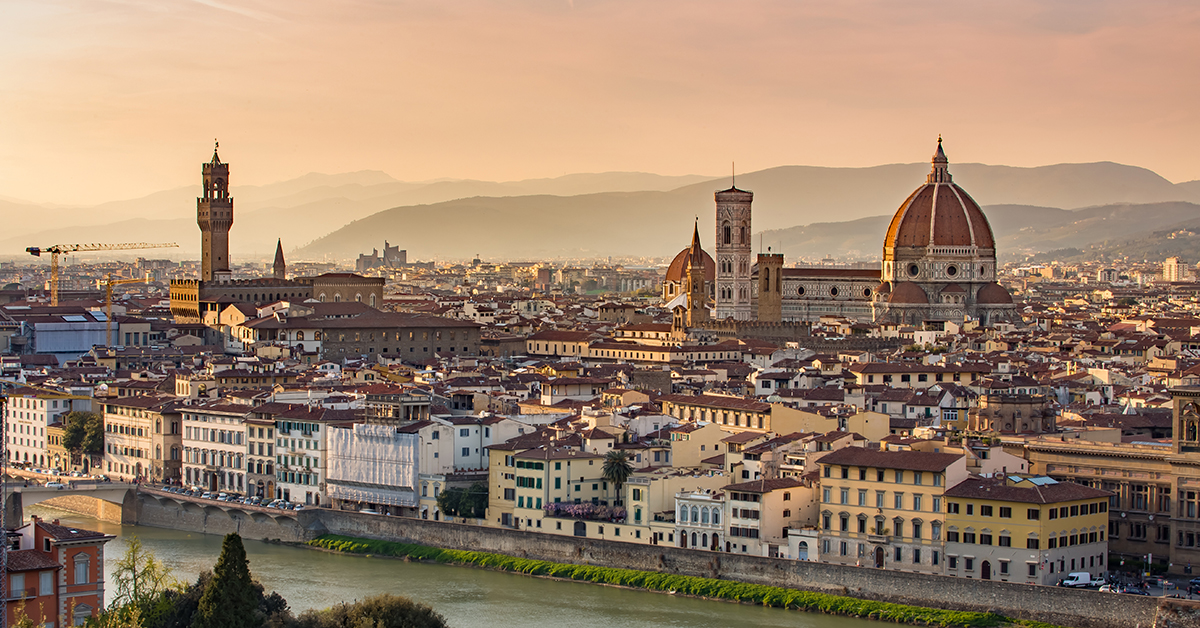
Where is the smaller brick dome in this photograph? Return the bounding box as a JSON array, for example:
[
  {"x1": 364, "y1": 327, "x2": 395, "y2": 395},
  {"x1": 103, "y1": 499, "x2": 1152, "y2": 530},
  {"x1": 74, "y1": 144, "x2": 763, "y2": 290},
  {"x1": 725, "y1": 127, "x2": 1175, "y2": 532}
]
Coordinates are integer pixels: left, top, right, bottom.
[
  {"x1": 976, "y1": 282, "x2": 1013, "y2": 304},
  {"x1": 888, "y1": 282, "x2": 929, "y2": 304},
  {"x1": 664, "y1": 247, "x2": 715, "y2": 283}
]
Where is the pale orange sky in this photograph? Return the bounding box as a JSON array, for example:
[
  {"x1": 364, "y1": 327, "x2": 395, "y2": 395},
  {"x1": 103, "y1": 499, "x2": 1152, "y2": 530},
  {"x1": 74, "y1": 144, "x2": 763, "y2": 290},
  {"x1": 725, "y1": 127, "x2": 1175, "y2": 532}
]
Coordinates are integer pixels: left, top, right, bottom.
[{"x1": 2, "y1": 0, "x2": 1199, "y2": 205}]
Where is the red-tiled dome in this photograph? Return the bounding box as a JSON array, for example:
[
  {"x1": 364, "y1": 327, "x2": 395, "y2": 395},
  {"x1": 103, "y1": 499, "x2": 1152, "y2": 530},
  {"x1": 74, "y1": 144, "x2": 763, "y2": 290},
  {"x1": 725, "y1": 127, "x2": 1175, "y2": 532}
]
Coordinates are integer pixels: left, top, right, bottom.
[
  {"x1": 941, "y1": 283, "x2": 965, "y2": 294},
  {"x1": 875, "y1": 282, "x2": 892, "y2": 295},
  {"x1": 888, "y1": 282, "x2": 929, "y2": 304},
  {"x1": 976, "y1": 282, "x2": 1013, "y2": 304},
  {"x1": 664, "y1": 247, "x2": 715, "y2": 283},
  {"x1": 884, "y1": 141, "x2": 995, "y2": 251}
]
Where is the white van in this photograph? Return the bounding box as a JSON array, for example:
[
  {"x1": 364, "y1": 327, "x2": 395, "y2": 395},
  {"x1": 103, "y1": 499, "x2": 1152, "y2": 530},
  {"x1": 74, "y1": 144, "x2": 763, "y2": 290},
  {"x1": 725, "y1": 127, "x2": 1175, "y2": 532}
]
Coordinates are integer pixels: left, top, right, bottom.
[{"x1": 1060, "y1": 572, "x2": 1096, "y2": 587}]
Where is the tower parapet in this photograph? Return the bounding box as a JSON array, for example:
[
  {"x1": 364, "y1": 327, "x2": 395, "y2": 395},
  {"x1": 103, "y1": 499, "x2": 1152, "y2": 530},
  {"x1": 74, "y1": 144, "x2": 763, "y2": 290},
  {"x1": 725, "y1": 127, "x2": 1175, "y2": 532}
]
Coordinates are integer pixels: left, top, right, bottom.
[{"x1": 756, "y1": 253, "x2": 783, "y2": 322}]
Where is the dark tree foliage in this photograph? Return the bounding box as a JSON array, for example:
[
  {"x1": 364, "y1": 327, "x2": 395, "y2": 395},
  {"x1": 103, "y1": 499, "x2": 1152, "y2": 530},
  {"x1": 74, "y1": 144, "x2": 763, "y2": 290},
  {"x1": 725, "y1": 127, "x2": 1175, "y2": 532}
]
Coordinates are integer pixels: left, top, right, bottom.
[
  {"x1": 62, "y1": 411, "x2": 104, "y2": 455},
  {"x1": 435, "y1": 482, "x2": 488, "y2": 518},
  {"x1": 293, "y1": 594, "x2": 448, "y2": 628},
  {"x1": 192, "y1": 534, "x2": 261, "y2": 628}
]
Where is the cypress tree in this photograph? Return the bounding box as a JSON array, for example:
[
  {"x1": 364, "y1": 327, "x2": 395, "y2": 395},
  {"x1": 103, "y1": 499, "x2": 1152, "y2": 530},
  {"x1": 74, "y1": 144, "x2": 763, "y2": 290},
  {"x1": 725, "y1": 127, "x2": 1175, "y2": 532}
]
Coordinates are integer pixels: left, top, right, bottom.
[{"x1": 192, "y1": 533, "x2": 260, "y2": 628}]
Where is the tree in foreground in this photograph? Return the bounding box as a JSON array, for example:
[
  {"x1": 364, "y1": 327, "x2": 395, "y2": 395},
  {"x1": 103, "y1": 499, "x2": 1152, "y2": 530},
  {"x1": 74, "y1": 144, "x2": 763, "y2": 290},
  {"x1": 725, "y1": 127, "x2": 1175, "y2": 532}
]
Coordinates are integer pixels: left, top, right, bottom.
[
  {"x1": 294, "y1": 594, "x2": 448, "y2": 628},
  {"x1": 192, "y1": 533, "x2": 260, "y2": 628},
  {"x1": 111, "y1": 536, "x2": 181, "y2": 609},
  {"x1": 602, "y1": 450, "x2": 634, "y2": 504}
]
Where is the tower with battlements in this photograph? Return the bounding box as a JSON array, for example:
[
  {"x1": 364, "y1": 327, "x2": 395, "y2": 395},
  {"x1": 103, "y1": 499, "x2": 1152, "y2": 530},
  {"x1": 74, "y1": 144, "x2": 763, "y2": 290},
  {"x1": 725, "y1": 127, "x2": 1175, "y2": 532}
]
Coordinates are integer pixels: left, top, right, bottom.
[{"x1": 198, "y1": 143, "x2": 233, "y2": 283}]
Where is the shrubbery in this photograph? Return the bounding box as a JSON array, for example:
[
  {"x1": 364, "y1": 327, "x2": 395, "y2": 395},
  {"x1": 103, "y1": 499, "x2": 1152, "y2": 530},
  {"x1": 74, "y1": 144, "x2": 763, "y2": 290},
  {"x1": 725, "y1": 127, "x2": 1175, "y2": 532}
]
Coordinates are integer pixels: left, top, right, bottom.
[
  {"x1": 308, "y1": 535, "x2": 1025, "y2": 628},
  {"x1": 542, "y1": 501, "x2": 626, "y2": 521}
]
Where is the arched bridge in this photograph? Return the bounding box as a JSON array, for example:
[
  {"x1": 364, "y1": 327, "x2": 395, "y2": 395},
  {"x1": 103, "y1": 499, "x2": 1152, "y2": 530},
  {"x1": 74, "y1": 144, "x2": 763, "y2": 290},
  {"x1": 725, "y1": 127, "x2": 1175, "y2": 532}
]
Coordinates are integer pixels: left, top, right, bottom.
[{"x1": 3, "y1": 482, "x2": 138, "y2": 524}]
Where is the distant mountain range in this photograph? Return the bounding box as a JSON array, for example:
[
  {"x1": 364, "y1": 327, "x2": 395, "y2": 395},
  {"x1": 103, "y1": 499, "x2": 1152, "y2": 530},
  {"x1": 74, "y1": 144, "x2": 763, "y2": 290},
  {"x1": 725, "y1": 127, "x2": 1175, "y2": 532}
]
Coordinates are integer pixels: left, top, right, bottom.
[
  {"x1": 760, "y1": 201, "x2": 1200, "y2": 263},
  {"x1": 4, "y1": 161, "x2": 1199, "y2": 263}
]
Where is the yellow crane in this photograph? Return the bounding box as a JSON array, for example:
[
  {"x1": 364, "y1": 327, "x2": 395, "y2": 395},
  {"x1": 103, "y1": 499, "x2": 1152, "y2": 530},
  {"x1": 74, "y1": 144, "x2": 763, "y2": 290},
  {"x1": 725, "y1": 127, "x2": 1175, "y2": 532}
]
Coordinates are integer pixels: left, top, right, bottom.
[
  {"x1": 25, "y1": 242, "x2": 178, "y2": 306},
  {"x1": 104, "y1": 273, "x2": 154, "y2": 347}
]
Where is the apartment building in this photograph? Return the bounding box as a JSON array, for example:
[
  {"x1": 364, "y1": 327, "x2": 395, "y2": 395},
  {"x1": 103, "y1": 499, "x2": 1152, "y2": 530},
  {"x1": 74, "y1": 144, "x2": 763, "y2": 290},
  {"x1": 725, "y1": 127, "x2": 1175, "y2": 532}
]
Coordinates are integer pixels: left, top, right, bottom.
[
  {"x1": 3, "y1": 387, "x2": 88, "y2": 469},
  {"x1": 817, "y1": 447, "x2": 969, "y2": 573},
  {"x1": 101, "y1": 395, "x2": 182, "y2": 482},
  {"x1": 943, "y1": 475, "x2": 1111, "y2": 584},
  {"x1": 721, "y1": 476, "x2": 815, "y2": 557},
  {"x1": 245, "y1": 416, "x2": 276, "y2": 498},
  {"x1": 10, "y1": 516, "x2": 115, "y2": 628},
  {"x1": 180, "y1": 401, "x2": 250, "y2": 493}
]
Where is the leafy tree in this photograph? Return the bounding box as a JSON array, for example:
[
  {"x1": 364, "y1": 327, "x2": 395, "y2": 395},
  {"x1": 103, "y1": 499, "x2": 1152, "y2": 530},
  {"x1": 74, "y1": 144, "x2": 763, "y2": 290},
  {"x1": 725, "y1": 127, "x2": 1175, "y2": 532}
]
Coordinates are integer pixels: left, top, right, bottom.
[
  {"x1": 111, "y1": 536, "x2": 181, "y2": 609},
  {"x1": 62, "y1": 411, "x2": 104, "y2": 456},
  {"x1": 192, "y1": 533, "x2": 260, "y2": 628},
  {"x1": 435, "y1": 482, "x2": 487, "y2": 518},
  {"x1": 294, "y1": 594, "x2": 448, "y2": 628},
  {"x1": 602, "y1": 450, "x2": 633, "y2": 504}
]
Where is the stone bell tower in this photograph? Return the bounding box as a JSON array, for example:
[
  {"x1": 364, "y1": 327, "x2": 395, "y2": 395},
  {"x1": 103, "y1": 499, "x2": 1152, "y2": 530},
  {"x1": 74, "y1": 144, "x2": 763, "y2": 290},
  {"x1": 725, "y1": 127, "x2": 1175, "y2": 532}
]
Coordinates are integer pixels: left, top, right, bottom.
[
  {"x1": 198, "y1": 141, "x2": 233, "y2": 283},
  {"x1": 715, "y1": 183, "x2": 753, "y2": 320}
]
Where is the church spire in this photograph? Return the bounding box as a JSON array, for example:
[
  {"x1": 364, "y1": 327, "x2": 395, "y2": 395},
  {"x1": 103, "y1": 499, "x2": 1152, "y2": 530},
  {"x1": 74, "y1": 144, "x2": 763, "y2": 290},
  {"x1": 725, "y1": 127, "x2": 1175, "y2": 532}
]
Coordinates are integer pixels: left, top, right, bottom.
[
  {"x1": 690, "y1": 218, "x2": 703, "y2": 261},
  {"x1": 273, "y1": 238, "x2": 286, "y2": 280},
  {"x1": 927, "y1": 135, "x2": 952, "y2": 184}
]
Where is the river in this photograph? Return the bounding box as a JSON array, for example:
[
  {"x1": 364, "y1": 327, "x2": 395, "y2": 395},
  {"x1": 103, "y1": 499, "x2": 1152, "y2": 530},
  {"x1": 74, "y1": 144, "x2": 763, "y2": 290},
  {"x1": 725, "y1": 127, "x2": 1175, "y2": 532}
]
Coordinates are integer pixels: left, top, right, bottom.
[{"x1": 28, "y1": 504, "x2": 872, "y2": 628}]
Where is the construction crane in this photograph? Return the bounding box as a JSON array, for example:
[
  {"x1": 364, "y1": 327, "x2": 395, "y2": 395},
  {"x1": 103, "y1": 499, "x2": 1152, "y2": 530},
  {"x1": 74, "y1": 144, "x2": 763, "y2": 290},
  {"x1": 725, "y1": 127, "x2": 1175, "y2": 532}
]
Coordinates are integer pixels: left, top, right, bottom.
[
  {"x1": 104, "y1": 273, "x2": 153, "y2": 347},
  {"x1": 25, "y1": 242, "x2": 178, "y2": 306}
]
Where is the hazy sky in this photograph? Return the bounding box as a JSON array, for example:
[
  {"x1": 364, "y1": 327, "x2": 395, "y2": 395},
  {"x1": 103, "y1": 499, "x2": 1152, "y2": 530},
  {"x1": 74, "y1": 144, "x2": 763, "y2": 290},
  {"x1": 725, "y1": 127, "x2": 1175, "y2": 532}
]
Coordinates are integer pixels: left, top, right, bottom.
[{"x1": 3, "y1": 0, "x2": 1199, "y2": 205}]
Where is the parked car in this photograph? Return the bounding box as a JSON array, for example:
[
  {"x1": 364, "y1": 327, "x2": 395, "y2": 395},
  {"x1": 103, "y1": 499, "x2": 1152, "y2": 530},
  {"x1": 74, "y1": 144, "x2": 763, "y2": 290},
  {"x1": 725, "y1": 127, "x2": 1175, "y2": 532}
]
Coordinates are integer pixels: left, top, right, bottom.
[
  {"x1": 293, "y1": 504, "x2": 305, "y2": 511},
  {"x1": 45, "y1": 481, "x2": 66, "y2": 489}
]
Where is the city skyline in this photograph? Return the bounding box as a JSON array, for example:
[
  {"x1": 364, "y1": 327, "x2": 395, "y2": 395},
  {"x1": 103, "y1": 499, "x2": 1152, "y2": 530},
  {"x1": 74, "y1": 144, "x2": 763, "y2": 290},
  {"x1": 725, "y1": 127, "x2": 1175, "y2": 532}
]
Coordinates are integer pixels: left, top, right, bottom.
[{"x1": 3, "y1": 0, "x2": 1199, "y2": 205}]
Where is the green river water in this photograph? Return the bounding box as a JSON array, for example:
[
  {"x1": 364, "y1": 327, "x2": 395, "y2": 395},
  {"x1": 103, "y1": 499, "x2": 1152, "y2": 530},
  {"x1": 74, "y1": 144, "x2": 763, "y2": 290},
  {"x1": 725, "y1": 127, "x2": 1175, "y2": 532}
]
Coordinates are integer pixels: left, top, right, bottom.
[{"x1": 28, "y1": 504, "x2": 875, "y2": 628}]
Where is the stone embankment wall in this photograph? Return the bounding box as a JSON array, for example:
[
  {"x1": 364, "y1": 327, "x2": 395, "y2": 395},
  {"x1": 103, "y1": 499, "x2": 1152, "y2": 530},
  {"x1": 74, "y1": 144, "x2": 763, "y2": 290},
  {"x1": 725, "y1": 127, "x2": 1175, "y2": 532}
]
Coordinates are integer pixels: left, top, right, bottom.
[
  {"x1": 129, "y1": 492, "x2": 1194, "y2": 628},
  {"x1": 319, "y1": 509, "x2": 1156, "y2": 628}
]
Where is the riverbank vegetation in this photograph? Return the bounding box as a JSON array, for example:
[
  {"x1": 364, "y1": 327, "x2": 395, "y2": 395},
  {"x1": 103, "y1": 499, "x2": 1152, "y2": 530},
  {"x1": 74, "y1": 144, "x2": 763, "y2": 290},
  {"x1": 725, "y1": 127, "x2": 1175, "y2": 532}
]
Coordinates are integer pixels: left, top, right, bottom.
[
  {"x1": 70, "y1": 532, "x2": 449, "y2": 628},
  {"x1": 307, "y1": 534, "x2": 1061, "y2": 628}
]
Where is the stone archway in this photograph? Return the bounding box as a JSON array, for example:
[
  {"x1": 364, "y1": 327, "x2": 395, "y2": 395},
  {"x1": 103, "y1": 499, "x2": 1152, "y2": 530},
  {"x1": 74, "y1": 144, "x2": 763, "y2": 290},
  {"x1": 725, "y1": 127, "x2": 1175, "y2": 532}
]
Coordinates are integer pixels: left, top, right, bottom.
[{"x1": 874, "y1": 546, "x2": 884, "y2": 568}]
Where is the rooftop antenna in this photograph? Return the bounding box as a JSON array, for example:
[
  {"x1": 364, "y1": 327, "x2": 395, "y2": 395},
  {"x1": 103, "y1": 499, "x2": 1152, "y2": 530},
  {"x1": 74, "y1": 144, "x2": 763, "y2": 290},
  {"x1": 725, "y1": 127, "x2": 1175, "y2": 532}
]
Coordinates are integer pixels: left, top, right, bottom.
[{"x1": 732, "y1": 161, "x2": 735, "y2": 188}]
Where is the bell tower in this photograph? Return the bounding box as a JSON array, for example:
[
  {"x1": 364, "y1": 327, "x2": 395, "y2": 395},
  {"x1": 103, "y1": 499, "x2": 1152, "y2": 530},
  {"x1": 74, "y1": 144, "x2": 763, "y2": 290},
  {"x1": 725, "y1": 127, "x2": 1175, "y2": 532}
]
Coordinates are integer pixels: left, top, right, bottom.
[
  {"x1": 714, "y1": 181, "x2": 753, "y2": 320},
  {"x1": 198, "y1": 141, "x2": 233, "y2": 283}
]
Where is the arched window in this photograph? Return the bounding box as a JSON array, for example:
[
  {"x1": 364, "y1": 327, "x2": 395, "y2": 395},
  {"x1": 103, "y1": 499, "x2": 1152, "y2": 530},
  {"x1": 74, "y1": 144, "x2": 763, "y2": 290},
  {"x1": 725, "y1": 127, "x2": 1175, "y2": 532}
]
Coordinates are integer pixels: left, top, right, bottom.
[
  {"x1": 680, "y1": 507, "x2": 688, "y2": 523},
  {"x1": 701, "y1": 508, "x2": 710, "y2": 524},
  {"x1": 691, "y1": 506, "x2": 699, "y2": 523},
  {"x1": 723, "y1": 223, "x2": 731, "y2": 245},
  {"x1": 296, "y1": 331, "x2": 305, "y2": 341},
  {"x1": 797, "y1": 540, "x2": 809, "y2": 560},
  {"x1": 712, "y1": 509, "x2": 720, "y2": 525}
]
